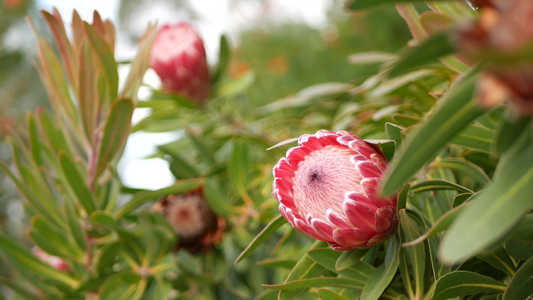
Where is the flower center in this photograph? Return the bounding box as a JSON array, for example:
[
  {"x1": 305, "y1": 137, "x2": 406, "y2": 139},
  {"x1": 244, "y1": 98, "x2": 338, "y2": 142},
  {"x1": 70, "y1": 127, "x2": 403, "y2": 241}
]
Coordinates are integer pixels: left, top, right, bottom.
[
  {"x1": 167, "y1": 194, "x2": 206, "y2": 238},
  {"x1": 292, "y1": 145, "x2": 363, "y2": 220}
]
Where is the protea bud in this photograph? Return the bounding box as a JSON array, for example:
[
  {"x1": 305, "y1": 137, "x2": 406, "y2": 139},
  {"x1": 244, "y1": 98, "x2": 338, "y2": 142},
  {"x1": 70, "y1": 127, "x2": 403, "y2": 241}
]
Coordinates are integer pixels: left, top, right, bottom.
[
  {"x1": 154, "y1": 187, "x2": 225, "y2": 253},
  {"x1": 150, "y1": 23, "x2": 211, "y2": 104},
  {"x1": 272, "y1": 130, "x2": 397, "y2": 251}
]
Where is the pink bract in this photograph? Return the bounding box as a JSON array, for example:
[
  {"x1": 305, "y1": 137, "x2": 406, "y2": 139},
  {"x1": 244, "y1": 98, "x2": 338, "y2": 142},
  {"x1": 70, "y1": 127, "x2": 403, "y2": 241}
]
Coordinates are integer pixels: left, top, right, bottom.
[
  {"x1": 150, "y1": 23, "x2": 211, "y2": 104},
  {"x1": 272, "y1": 130, "x2": 397, "y2": 251}
]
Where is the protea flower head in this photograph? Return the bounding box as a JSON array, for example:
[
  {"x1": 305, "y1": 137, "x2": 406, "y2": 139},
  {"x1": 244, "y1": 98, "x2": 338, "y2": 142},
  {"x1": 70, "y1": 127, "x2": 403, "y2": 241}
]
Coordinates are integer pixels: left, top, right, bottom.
[
  {"x1": 155, "y1": 187, "x2": 225, "y2": 253},
  {"x1": 272, "y1": 130, "x2": 397, "y2": 251},
  {"x1": 150, "y1": 23, "x2": 211, "y2": 104},
  {"x1": 453, "y1": 0, "x2": 533, "y2": 114}
]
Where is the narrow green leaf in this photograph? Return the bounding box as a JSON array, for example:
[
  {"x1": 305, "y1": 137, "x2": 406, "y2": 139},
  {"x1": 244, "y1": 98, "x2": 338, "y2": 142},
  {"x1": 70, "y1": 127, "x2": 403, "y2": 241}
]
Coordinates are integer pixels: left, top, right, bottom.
[
  {"x1": 0, "y1": 233, "x2": 78, "y2": 289},
  {"x1": 186, "y1": 129, "x2": 216, "y2": 165},
  {"x1": 59, "y1": 152, "x2": 97, "y2": 213},
  {"x1": 361, "y1": 237, "x2": 400, "y2": 300},
  {"x1": 95, "y1": 98, "x2": 134, "y2": 178},
  {"x1": 27, "y1": 113, "x2": 42, "y2": 166},
  {"x1": 399, "y1": 210, "x2": 425, "y2": 299},
  {"x1": 431, "y1": 271, "x2": 506, "y2": 300},
  {"x1": 120, "y1": 22, "x2": 157, "y2": 101},
  {"x1": 114, "y1": 178, "x2": 204, "y2": 218},
  {"x1": 235, "y1": 215, "x2": 286, "y2": 264},
  {"x1": 494, "y1": 114, "x2": 531, "y2": 155},
  {"x1": 430, "y1": 158, "x2": 491, "y2": 186},
  {"x1": 317, "y1": 289, "x2": 349, "y2": 300},
  {"x1": 348, "y1": 0, "x2": 451, "y2": 10},
  {"x1": 477, "y1": 248, "x2": 516, "y2": 277},
  {"x1": 397, "y1": 184, "x2": 410, "y2": 211},
  {"x1": 84, "y1": 22, "x2": 118, "y2": 101},
  {"x1": 64, "y1": 197, "x2": 88, "y2": 251},
  {"x1": 36, "y1": 108, "x2": 71, "y2": 156},
  {"x1": 215, "y1": 72, "x2": 255, "y2": 98},
  {"x1": 0, "y1": 277, "x2": 42, "y2": 300},
  {"x1": 385, "y1": 122, "x2": 404, "y2": 149},
  {"x1": 404, "y1": 203, "x2": 467, "y2": 247},
  {"x1": 335, "y1": 249, "x2": 368, "y2": 271},
  {"x1": 388, "y1": 31, "x2": 455, "y2": 78},
  {"x1": 410, "y1": 179, "x2": 473, "y2": 194},
  {"x1": 228, "y1": 139, "x2": 250, "y2": 202},
  {"x1": 308, "y1": 248, "x2": 374, "y2": 281},
  {"x1": 452, "y1": 122, "x2": 495, "y2": 153},
  {"x1": 203, "y1": 179, "x2": 240, "y2": 217},
  {"x1": 211, "y1": 34, "x2": 230, "y2": 85},
  {"x1": 266, "y1": 277, "x2": 364, "y2": 291},
  {"x1": 279, "y1": 241, "x2": 327, "y2": 300},
  {"x1": 503, "y1": 256, "x2": 533, "y2": 300},
  {"x1": 440, "y1": 143, "x2": 533, "y2": 264},
  {"x1": 91, "y1": 211, "x2": 117, "y2": 230},
  {"x1": 78, "y1": 39, "x2": 98, "y2": 142},
  {"x1": 380, "y1": 68, "x2": 483, "y2": 196},
  {"x1": 159, "y1": 145, "x2": 199, "y2": 179},
  {"x1": 30, "y1": 217, "x2": 83, "y2": 259}
]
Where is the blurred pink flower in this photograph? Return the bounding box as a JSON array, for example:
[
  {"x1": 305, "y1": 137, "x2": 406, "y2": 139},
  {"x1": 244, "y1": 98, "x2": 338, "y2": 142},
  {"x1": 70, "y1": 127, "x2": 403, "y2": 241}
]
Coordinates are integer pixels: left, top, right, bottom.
[
  {"x1": 272, "y1": 130, "x2": 397, "y2": 251},
  {"x1": 150, "y1": 23, "x2": 211, "y2": 104}
]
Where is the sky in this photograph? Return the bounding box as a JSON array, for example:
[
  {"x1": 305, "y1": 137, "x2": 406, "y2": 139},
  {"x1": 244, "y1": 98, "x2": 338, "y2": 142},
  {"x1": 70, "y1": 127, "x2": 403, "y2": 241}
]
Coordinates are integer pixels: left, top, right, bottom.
[{"x1": 36, "y1": 0, "x2": 331, "y2": 190}]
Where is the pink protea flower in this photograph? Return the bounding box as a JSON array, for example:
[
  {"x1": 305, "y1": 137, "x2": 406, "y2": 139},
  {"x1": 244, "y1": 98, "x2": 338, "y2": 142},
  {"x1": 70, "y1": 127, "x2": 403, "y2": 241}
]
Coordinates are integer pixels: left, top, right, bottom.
[
  {"x1": 150, "y1": 23, "x2": 211, "y2": 104},
  {"x1": 272, "y1": 130, "x2": 398, "y2": 251}
]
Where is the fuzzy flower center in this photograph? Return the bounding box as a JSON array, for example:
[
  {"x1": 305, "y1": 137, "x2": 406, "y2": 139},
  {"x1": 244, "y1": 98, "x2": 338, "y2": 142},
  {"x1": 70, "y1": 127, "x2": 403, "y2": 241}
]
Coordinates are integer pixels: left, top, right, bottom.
[
  {"x1": 167, "y1": 194, "x2": 206, "y2": 238},
  {"x1": 292, "y1": 145, "x2": 363, "y2": 220}
]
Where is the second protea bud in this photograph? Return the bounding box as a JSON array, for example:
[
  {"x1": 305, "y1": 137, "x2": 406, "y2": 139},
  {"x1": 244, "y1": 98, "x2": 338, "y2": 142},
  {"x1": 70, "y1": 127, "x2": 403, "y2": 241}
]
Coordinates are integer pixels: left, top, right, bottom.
[
  {"x1": 272, "y1": 130, "x2": 397, "y2": 251},
  {"x1": 150, "y1": 23, "x2": 211, "y2": 104}
]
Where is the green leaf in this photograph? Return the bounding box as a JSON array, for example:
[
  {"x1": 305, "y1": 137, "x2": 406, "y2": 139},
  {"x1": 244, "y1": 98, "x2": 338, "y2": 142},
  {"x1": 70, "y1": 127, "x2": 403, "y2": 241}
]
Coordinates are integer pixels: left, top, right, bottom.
[
  {"x1": 0, "y1": 233, "x2": 78, "y2": 289},
  {"x1": 385, "y1": 122, "x2": 404, "y2": 149},
  {"x1": 431, "y1": 271, "x2": 506, "y2": 300},
  {"x1": 440, "y1": 143, "x2": 533, "y2": 264},
  {"x1": 316, "y1": 289, "x2": 349, "y2": 300},
  {"x1": 91, "y1": 211, "x2": 117, "y2": 230},
  {"x1": 120, "y1": 22, "x2": 157, "y2": 101},
  {"x1": 452, "y1": 122, "x2": 495, "y2": 153},
  {"x1": 365, "y1": 139, "x2": 395, "y2": 162},
  {"x1": 388, "y1": 31, "x2": 455, "y2": 78},
  {"x1": 84, "y1": 21, "x2": 118, "y2": 101},
  {"x1": 335, "y1": 249, "x2": 368, "y2": 271},
  {"x1": 348, "y1": 0, "x2": 452, "y2": 10},
  {"x1": 397, "y1": 184, "x2": 410, "y2": 211},
  {"x1": 159, "y1": 145, "x2": 199, "y2": 179},
  {"x1": 347, "y1": 51, "x2": 397, "y2": 65},
  {"x1": 27, "y1": 113, "x2": 42, "y2": 166},
  {"x1": 399, "y1": 210, "x2": 425, "y2": 299},
  {"x1": 494, "y1": 115, "x2": 531, "y2": 155},
  {"x1": 361, "y1": 237, "x2": 400, "y2": 300},
  {"x1": 36, "y1": 108, "x2": 71, "y2": 156},
  {"x1": 430, "y1": 158, "x2": 491, "y2": 186},
  {"x1": 95, "y1": 98, "x2": 134, "y2": 178},
  {"x1": 477, "y1": 248, "x2": 516, "y2": 277},
  {"x1": 307, "y1": 248, "x2": 374, "y2": 281},
  {"x1": 279, "y1": 241, "x2": 328, "y2": 300},
  {"x1": 403, "y1": 203, "x2": 467, "y2": 247},
  {"x1": 215, "y1": 72, "x2": 255, "y2": 98},
  {"x1": 211, "y1": 34, "x2": 230, "y2": 85},
  {"x1": 235, "y1": 215, "x2": 286, "y2": 264},
  {"x1": 64, "y1": 197, "x2": 88, "y2": 251},
  {"x1": 229, "y1": 138, "x2": 251, "y2": 203},
  {"x1": 266, "y1": 277, "x2": 364, "y2": 291},
  {"x1": 78, "y1": 39, "x2": 98, "y2": 142},
  {"x1": 380, "y1": 68, "x2": 483, "y2": 196},
  {"x1": 410, "y1": 179, "x2": 473, "y2": 194},
  {"x1": 203, "y1": 179, "x2": 240, "y2": 217},
  {"x1": 114, "y1": 178, "x2": 204, "y2": 218},
  {"x1": 30, "y1": 216, "x2": 83, "y2": 259},
  {"x1": 59, "y1": 152, "x2": 97, "y2": 213},
  {"x1": 503, "y1": 256, "x2": 533, "y2": 300},
  {"x1": 186, "y1": 129, "x2": 216, "y2": 165}
]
